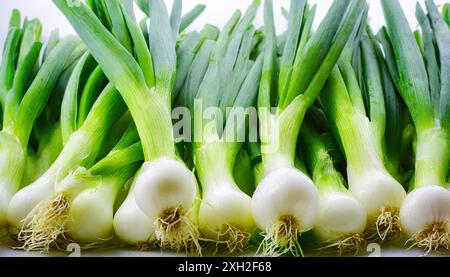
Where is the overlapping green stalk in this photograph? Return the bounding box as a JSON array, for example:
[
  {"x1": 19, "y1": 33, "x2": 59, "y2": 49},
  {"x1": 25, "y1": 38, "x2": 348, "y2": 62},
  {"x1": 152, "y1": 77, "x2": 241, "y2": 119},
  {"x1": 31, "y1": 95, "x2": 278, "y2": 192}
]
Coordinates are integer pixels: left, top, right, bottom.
[
  {"x1": 53, "y1": 0, "x2": 207, "y2": 253},
  {"x1": 299, "y1": 116, "x2": 367, "y2": 255},
  {"x1": 176, "y1": 0, "x2": 263, "y2": 253},
  {"x1": 319, "y1": 24, "x2": 409, "y2": 241},
  {"x1": 0, "y1": 11, "x2": 84, "y2": 228},
  {"x1": 251, "y1": 0, "x2": 366, "y2": 256},
  {"x1": 380, "y1": 0, "x2": 450, "y2": 252}
]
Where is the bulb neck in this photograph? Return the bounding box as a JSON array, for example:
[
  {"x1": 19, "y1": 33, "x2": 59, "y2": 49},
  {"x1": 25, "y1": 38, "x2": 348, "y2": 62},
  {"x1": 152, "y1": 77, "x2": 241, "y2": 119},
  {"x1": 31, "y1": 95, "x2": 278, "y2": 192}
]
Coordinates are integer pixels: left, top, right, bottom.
[
  {"x1": 414, "y1": 127, "x2": 450, "y2": 189},
  {"x1": 338, "y1": 113, "x2": 386, "y2": 174},
  {"x1": 262, "y1": 152, "x2": 295, "y2": 178},
  {"x1": 311, "y1": 149, "x2": 346, "y2": 193},
  {"x1": 194, "y1": 142, "x2": 236, "y2": 194}
]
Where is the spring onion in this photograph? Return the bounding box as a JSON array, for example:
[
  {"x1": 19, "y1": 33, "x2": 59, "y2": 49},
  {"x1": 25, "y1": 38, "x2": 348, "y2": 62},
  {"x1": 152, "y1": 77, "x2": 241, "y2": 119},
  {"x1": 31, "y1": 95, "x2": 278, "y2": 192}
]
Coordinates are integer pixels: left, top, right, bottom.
[
  {"x1": 175, "y1": 0, "x2": 263, "y2": 252},
  {"x1": 252, "y1": 0, "x2": 365, "y2": 256},
  {"x1": 8, "y1": 82, "x2": 127, "y2": 244},
  {"x1": 13, "y1": 47, "x2": 139, "y2": 249},
  {"x1": 319, "y1": 29, "x2": 409, "y2": 241},
  {"x1": 299, "y1": 119, "x2": 367, "y2": 255},
  {"x1": 54, "y1": 0, "x2": 204, "y2": 253},
  {"x1": 381, "y1": 0, "x2": 450, "y2": 252},
  {"x1": 0, "y1": 11, "x2": 84, "y2": 228},
  {"x1": 18, "y1": 125, "x2": 143, "y2": 250}
]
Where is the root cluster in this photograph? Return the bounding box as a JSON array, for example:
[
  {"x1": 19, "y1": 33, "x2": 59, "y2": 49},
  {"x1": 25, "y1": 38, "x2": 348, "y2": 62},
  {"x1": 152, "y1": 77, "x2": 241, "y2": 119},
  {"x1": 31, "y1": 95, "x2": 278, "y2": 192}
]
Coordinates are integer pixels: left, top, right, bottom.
[
  {"x1": 212, "y1": 225, "x2": 251, "y2": 254},
  {"x1": 257, "y1": 215, "x2": 303, "y2": 257},
  {"x1": 364, "y1": 207, "x2": 401, "y2": 242},
  {"x1": 17, "y1": 194, "x2": 70, "y2": 252},
  {"x1": 154, "y1": 206, "x2": 201, "y2": 256},
  {"x1": 407, "y1": 221, "x2": 449, "y2": 255},
  {"x1": 318, "y1": 233, "x2": 366, "y2": 256}
]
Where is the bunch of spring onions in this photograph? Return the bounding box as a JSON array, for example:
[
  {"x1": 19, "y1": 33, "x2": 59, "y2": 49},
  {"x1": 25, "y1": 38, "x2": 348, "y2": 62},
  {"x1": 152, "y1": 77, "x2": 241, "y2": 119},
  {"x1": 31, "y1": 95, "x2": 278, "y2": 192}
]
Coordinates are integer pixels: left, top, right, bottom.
[
  {"x1": 176, "y1": 1, "x2": 263, "y2": 253},
  {"x1": 298, "y1": 114, "x2": 367, "y2": 255},
  {"x1": 252, "y1": 0, "x2": 366, "y2": 256},
  {"x1": 0, "y1": 11, "x2": 84, "y2": 229},
  {"x1": 0, "y1": 0, "x2": 449, "y2": 257},
  {"x1": 319, "y1": 29, "x2": 408, "y2": 241},
  {"x1": 380, "y1": 0, "x2": 450, "y2": 252},
  {"x1": 53, "y1": 0, "x2": 212, "y2": 253}
]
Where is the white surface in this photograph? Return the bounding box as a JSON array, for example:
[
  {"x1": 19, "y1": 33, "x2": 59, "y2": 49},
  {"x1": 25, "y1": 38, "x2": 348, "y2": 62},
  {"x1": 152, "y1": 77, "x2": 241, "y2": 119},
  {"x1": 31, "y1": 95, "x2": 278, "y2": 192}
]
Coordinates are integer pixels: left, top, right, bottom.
[
  {"x1": 0, "y1": 243, "x2": 444, "y2": 257},
  {"x1": 0, "y1": 0, "x2": 449, "y2": 49}
]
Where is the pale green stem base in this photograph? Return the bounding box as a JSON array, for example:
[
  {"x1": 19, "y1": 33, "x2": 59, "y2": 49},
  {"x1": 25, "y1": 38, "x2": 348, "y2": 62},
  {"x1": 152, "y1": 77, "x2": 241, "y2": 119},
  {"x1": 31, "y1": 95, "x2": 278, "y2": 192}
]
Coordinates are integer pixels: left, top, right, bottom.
[{"x1": 414, "y1": 127, "x2": 450, "y2": 189}]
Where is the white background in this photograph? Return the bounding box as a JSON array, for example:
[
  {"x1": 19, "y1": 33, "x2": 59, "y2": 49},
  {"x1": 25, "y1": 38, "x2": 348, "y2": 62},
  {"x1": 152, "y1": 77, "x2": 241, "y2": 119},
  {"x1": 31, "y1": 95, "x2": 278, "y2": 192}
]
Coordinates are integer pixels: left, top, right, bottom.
[{"x1": 0, "y1": 0, "x2": 449, "y2": 51}]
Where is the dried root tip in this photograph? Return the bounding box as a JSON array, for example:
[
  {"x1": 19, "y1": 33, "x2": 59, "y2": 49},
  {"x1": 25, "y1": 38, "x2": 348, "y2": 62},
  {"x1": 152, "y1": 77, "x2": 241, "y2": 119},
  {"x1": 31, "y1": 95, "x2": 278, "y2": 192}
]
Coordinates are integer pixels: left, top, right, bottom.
[
  {"x1": 17, "y1": 193, "x2": 70, "y2": 252},
  {"x1": 407, "y1": 221, "x2": 449, "y2": 255},
  {"x1": 154, "y1": 206, "x2": 202, "y2": 256},
  {"x1": 375, "y1": 207, "x2": 401, "y2": 241},
  {"x1": 257, "y1": 215, "x2": 303, "y2": 257},
  {"x1": 213, "y1": 225, "x2": 251, "y2": 254},
  {"x1": 317, "y1": 233, "x2": 366, "y2": 256},
  {"x1": 363, "y1": 207, "x2": 402, "y2": 242}
]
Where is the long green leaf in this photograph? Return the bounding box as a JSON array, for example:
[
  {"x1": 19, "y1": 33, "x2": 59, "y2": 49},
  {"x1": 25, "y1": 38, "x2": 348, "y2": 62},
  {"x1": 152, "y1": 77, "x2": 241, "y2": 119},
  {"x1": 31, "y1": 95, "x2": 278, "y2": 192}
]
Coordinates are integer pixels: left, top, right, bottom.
[
  {"x1": 170, "y1": 0, "x2": 182, "y2": 43},
  {"x1": 416, "y1": 4, "x2": 441, "y2": 120},
  {"x1": 54, "y1": 0, "x2": 176, "y2": 160},
  {"x1": 149, "y1": 0, "x2": 177, "y2": 99},
  {"x1": 379, "y1": 49, "x2": 403, "y2": 177},
  {"x1": 4, "y1": 42, "x2": 43, "y2": 125},
  {"x1": 442, "y1": 3, "x2": 450, "y2": 28},
  {"x1": 43, "y1": 29, "x2": 60, "y2": 62},
  {"x1": 377, "y1": 27, "x2": 400, "y2": 88},
  {"x1": 258, "y1": 0, "x2": 277, "y2": 110},
  {"x1": 61, "y1": 52, "x2": 91, "y2": 144},
  {"x1": 0, "y1": 28, "x2": 22, "y2": 108},
  {"x1": 361, "y1": 33, "x2": 386, "y2": 147},
  {"x1": 223, "y1": 55, "x2": 263, "y2": 149},
  {"x1": 220, "y1": 26, "x2": 257, "y2": 112},
  {"x1": 298, "y1": 0, "x2": 367, "y2": 111},
  {"x1": 173, "y1": 32, "x2": 204, "y2": 101},
  {"x1": 277, "y1": 0, "x2": 305, "y2": 104},
  {"x1": 77, "y1": 66, "x2": 107, "y2": 126},
  {"x1": 424, "y1": 0, "x2": 450, "y2": 131},
  {"x1": 87, "y1": 0, "x2": 112, "y2": 30},
  {"x1": 105, "y1": 0, "x2": 132, "y2": 52},
  {"x1": 180, "y1": 4, "x2": 206, "y2": 32},
  {"x1": 178, "y1": 39, "x2": 214, "y2": 111},
  {"x1": 381, "y1": 0, "x2": 434, "y2": 132},
  {"x1": 18, "y1": 19, "x2": 41, "y2": 66},
  {"x1": 282, "y1": 0, "x2": 352, "y2": 107},
  {"x1": 121, "y1": 4, "x2": 155, "y2": 89},
  {"x1": 13, "y1": 37, "x2": 82, "y2": 147},
  {"x1": 8, "y1": 9, "x2": 21, "y2": 29}
]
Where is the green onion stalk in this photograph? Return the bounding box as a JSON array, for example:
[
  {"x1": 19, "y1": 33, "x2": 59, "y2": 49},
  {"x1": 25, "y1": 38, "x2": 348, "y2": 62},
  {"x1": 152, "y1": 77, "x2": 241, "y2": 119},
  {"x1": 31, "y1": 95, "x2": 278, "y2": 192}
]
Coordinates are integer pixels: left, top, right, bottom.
[
  {"x1": 7, "y1": 8, "x2": 130, "y2": 248},
  {"x1": 177, "y1": 0, "x2": 263, "y2": 253},
  {"x1": 114, "y1": 28, "x2": 217, "y2": 252},
  {"x1": 19, "y1": 123, "x2": 143, "y2": 251},
  {"x1": 299, "y1": 119, "x2": 367, "y2": 255},
  {"x1": 114, "y1": 29, "x2": 215, "y2": 252},
  {"x1": 11, "y1": 41, "x2": 136, "y2": 251},
  {"x1": 8, "y1": 77, "x2": 128, "y2": 248},
  {"x1": 320, "y1": 28, "x2": 409, "y2": 241},
  {"x1": 381, "y1": 0, "x2": 450, "y2": 252},
  {"x1": 0, "y1": 11, "x2": 84, "y2": 228},
  {"x1": 442, "y1": 3, "x2": 450, "y2": 28},
  {"x1": 251, "y1": 0, "x2": 366, "y2": 256},
  {"x1": 54, "y1": 0, "x2": 206, "y2": 253}
]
